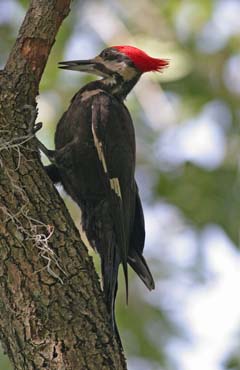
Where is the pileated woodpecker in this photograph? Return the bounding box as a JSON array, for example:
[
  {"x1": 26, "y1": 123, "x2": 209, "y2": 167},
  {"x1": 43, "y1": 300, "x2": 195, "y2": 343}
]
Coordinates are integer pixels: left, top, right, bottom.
[{"x1": 34, "y1": 45, "x2": 169, "y2": 334}]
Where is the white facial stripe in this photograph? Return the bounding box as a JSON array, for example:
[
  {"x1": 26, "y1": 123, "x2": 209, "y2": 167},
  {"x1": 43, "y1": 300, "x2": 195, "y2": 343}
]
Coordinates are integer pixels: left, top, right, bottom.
[
  {"x1": 110, "y1": 178, "x2": 122, "y2": 198},
  {"x1": 102, "y1": 76, "x2": 117, "y2": 86},
  {"x1": 81, "y1": 89, "x2": 103, "y2": 101},
  {"x1": 91, "y1": 123, "x2": 108, "y2": 173},
  {"x1": 101, "y1": 59, "x2": 137, "y2": 81}
]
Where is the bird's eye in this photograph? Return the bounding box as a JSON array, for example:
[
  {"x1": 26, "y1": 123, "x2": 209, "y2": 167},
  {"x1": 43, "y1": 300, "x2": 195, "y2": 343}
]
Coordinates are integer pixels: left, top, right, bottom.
[{"x1": 100, "y1": 49, "x2": 112, "y2": 59}]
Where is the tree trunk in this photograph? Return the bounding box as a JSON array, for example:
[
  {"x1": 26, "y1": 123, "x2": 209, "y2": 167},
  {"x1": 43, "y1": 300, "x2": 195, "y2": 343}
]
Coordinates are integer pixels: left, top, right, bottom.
[{"x1": 0, "y1": 1, "x2": 126, "y2": 369}]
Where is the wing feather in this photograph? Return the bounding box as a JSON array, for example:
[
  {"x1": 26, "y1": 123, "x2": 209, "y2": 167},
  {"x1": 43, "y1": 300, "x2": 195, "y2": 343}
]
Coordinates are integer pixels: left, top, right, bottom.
[{"x1": 91, "y1": 95, "x2": 129, "y2": 311}]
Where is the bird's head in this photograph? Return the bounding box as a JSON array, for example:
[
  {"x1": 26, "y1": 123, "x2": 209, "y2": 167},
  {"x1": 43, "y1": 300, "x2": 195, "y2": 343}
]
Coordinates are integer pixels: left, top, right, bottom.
[{"x1": 59, "y1": 45, "x2": 169, "y2": 81}]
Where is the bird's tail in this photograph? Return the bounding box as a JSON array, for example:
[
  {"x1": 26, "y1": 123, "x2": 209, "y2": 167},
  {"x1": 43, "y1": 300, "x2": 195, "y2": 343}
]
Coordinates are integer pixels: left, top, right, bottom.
[
  {"x1": 101, "y1": 256, "x2": 124, "y2": 349},
  {"x1": 128, "y1": 185, "x2": 155, "y2": 290},
  {"x1": 103, "y1": 274, "x2": 123, "y2": 349},
  {"x1": 128, "y1": 250, "x2": 155, "y2": 290},
  {"x1": 101, "y1": 249, "x2": 121, "y2": 336}
]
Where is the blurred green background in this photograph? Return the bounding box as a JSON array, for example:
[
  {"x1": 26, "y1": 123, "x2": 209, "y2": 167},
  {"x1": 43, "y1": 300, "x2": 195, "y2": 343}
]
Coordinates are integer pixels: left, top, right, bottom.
[{"x1": 1, "y1": 0, "x2": 240, "y2": 369}]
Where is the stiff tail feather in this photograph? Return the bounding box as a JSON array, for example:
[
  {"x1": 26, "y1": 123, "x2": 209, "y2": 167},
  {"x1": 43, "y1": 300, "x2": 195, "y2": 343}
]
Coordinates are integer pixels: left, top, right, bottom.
[
  {"x1": 101, "y1": 239, "x2": 122, "y2": 324},
  {"x1": 128, "y1": 250, "x2": 155, "y2": 290}
]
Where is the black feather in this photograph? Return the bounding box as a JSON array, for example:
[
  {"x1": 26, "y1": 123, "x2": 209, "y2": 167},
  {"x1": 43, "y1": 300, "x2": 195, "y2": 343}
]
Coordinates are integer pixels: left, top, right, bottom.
[
  {"x1": 45, "y1": 164, "x2": 62, "y2": 184},
  {"x1": 128, "y1": 187, "x2": 155, "y2": 290},
  {"x1": 43, "y1": 72, "x2": 155, "y2": 336}
]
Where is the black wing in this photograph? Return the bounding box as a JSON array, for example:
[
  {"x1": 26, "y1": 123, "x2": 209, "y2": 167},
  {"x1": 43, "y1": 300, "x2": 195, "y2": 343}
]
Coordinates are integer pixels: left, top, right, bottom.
[
  {"x1": 128, "y1": 184, "x2": 155, "y2": 290},
  {"x1": 91, "y1": 93, "x2": 135, "y2": 317}
]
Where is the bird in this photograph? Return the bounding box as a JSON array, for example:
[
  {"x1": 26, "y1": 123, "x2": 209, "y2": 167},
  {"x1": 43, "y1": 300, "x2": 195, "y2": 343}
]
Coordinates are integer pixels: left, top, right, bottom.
[{"x1": 34, "y1": 45, "x2": 169, "y2": 336}]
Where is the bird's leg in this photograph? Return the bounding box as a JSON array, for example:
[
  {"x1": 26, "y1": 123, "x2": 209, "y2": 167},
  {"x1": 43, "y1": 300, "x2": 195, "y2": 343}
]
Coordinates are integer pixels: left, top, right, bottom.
[
  {"x1": 29, "y1": 121, "x2": 56, "y2": 162},
  {"x1": 23, "y1": 104, "x2": 56, "y2": 163},
  {"x1": 23, "y1": 105, "x2": 62, "y2": 184},
  {"x1": 36, "y1": 135, "x2": 56, "y2": 163}
]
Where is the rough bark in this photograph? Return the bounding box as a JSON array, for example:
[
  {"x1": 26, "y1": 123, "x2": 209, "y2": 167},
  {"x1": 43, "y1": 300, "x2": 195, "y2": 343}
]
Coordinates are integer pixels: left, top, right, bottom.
[{"x1": 0, "y1": 1, "x2": 126, "y2": 369}]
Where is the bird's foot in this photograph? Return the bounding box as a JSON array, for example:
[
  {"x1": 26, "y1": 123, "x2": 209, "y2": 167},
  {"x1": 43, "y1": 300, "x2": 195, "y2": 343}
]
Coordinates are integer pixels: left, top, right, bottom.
[
  {"x1": 30, "y1": 121, "x2": 43, "y2": 135},
  {"x1": 22, "y1": 105, "x2": 56, "y2": 162}
]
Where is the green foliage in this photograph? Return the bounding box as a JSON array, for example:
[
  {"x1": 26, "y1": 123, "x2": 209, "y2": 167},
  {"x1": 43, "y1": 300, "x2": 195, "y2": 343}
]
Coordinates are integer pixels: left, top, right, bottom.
[
  {"x1": 156, "y1": 163, "x2": 240, "y2": 244},
  {"x1": 0, "y1": 347, "x2": 12, "y2": 370}
]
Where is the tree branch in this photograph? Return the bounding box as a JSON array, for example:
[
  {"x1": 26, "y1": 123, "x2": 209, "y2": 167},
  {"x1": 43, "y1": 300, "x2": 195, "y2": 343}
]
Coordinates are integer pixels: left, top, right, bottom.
[
  {"x1": 6, "y1": 0, "x2": 70, "y2": 94},
  {"x1": 0, "y1": 1, "x2": 127, "y2": 369}
]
